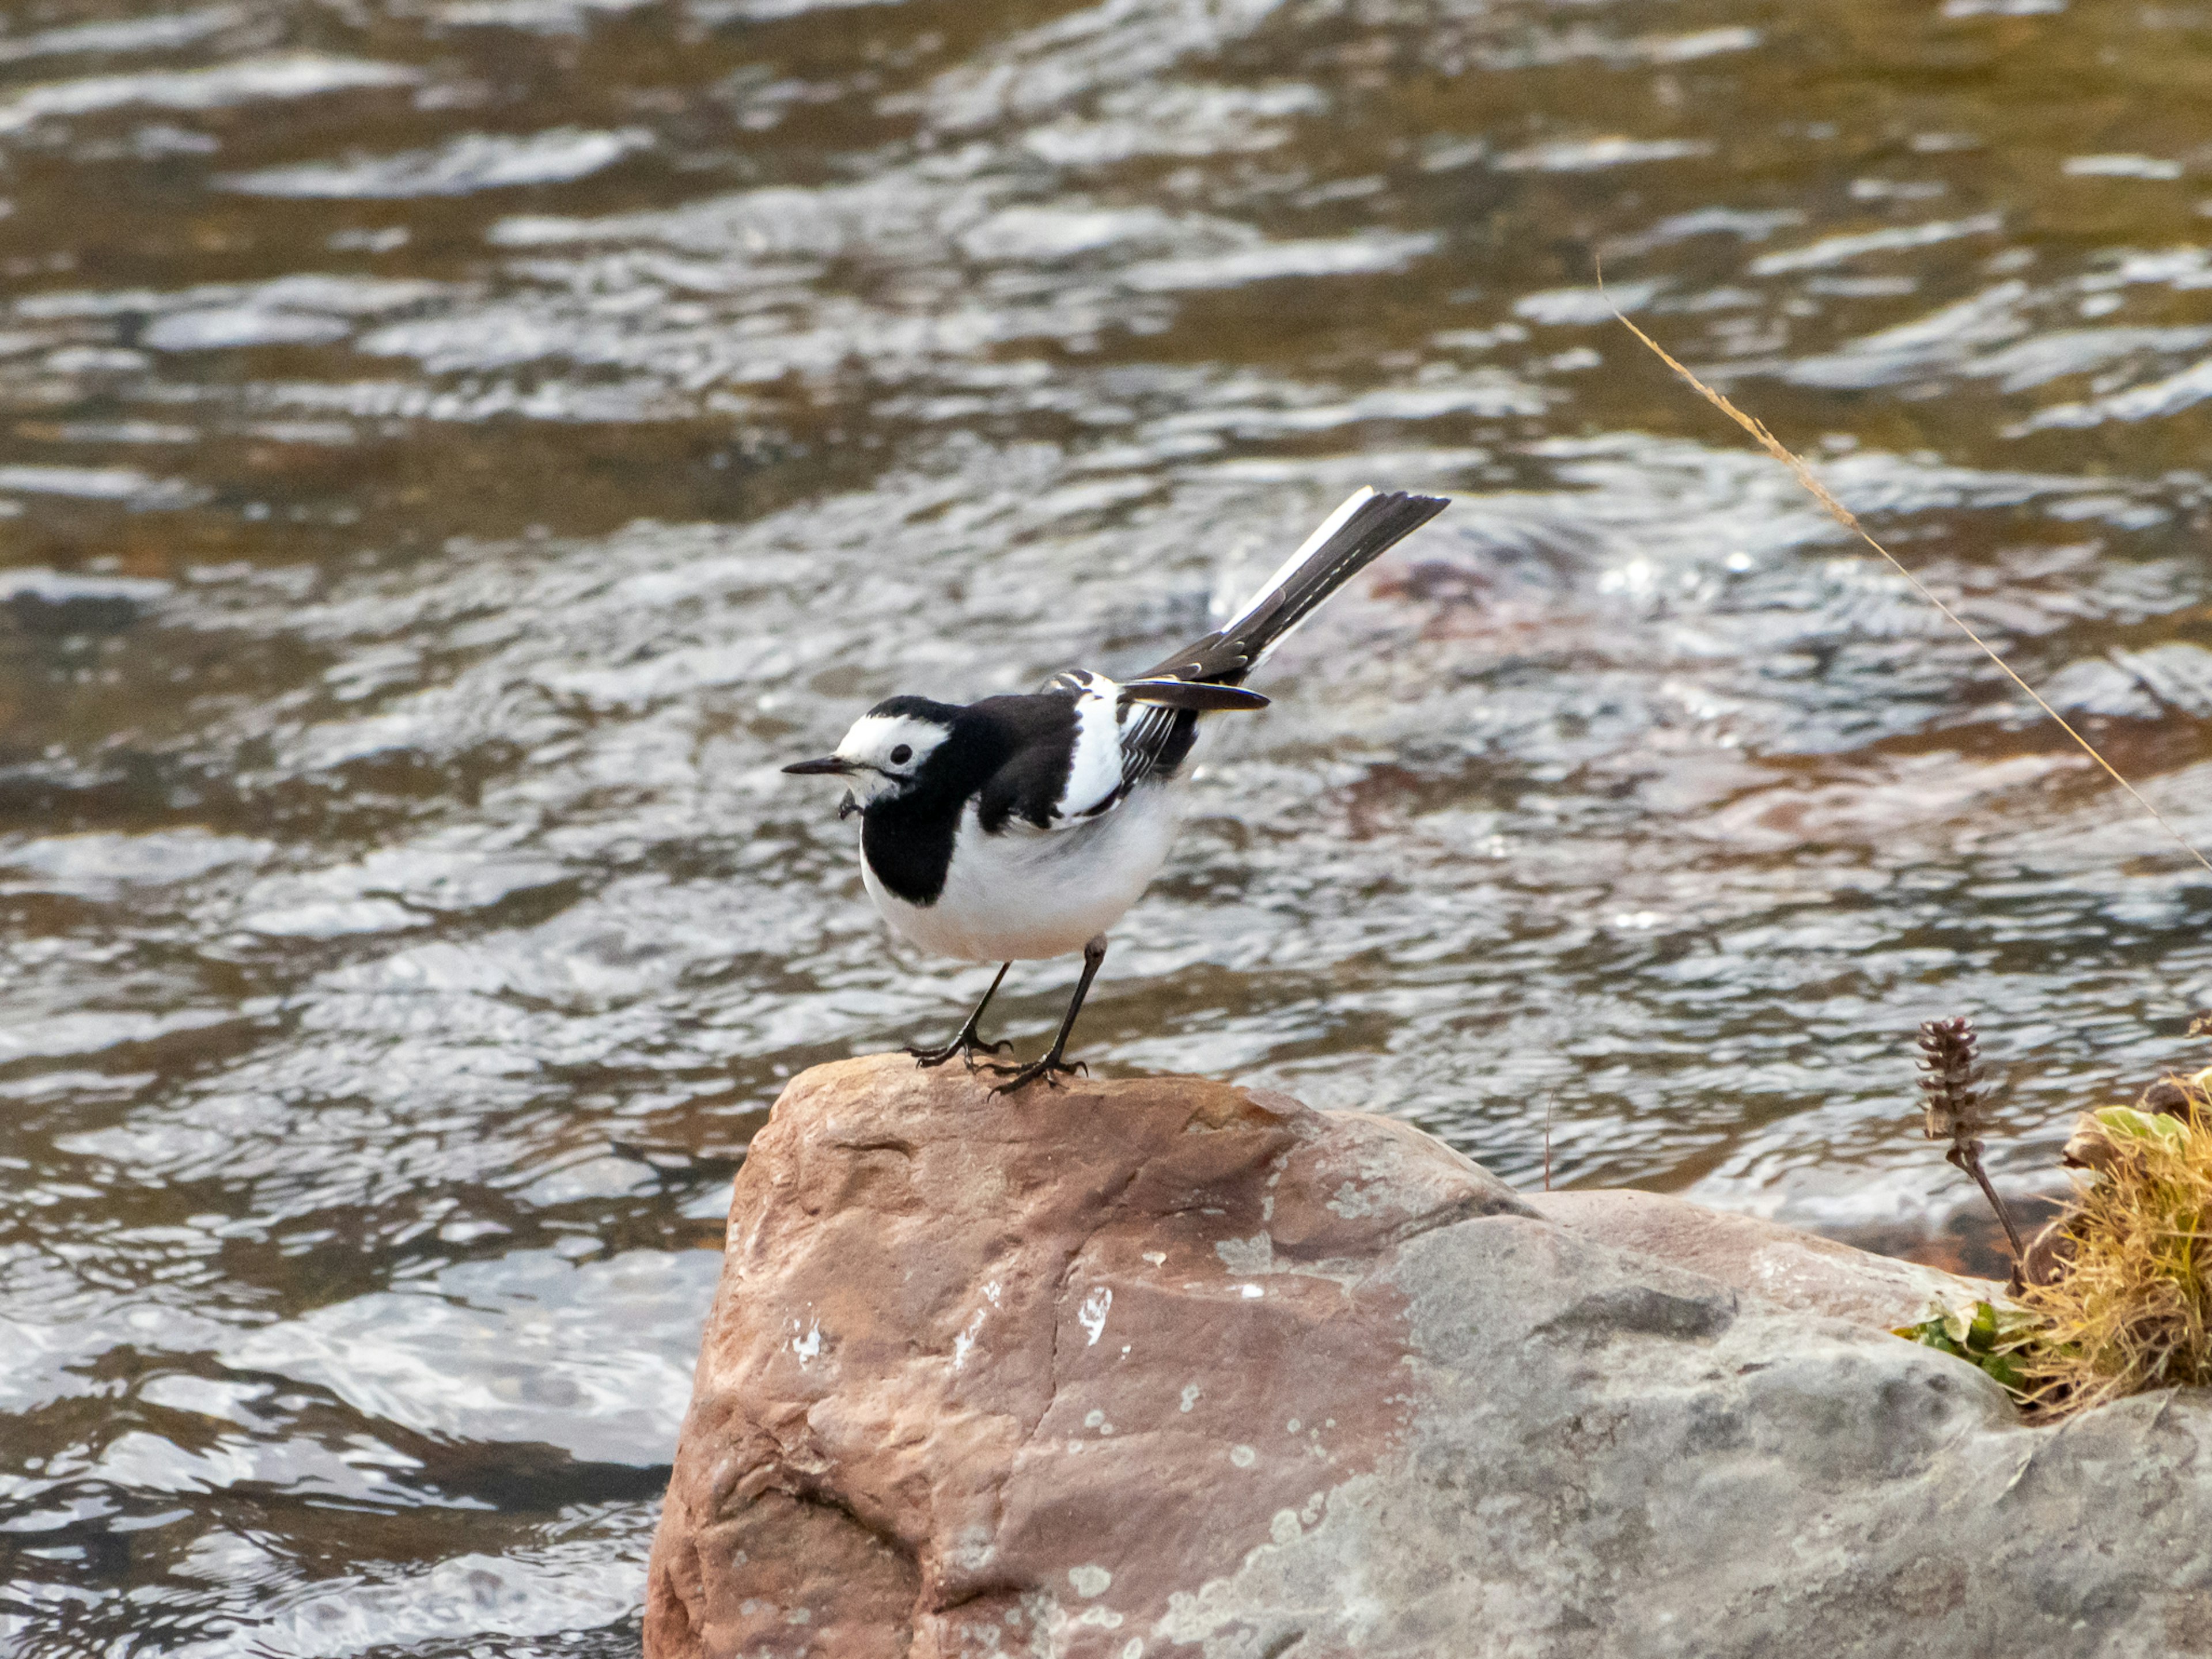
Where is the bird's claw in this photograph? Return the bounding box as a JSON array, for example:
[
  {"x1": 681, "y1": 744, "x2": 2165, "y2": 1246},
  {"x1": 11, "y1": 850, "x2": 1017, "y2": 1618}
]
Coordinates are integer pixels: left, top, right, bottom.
[
  {"x1": 987, "y1": 1055, "x2": 1087, "y2": 1096},
  {"x1": 908, "y1": 1034, "x2": 1013, "y2": 1070}
]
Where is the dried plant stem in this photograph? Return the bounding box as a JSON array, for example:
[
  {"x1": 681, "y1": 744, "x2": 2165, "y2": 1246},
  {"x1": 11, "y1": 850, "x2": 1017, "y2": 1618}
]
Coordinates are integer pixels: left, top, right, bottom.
[
  {"x1": 1950, "y1": 1143, "x2": 2028, "y2": 1290},
  {"x1": 1606, "y1": 290, "x2": 2212, "y2": 878}
]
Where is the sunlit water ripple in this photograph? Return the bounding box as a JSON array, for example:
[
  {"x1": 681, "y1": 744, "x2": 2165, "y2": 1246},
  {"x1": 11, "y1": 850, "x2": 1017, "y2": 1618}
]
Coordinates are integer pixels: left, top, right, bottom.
[{"x1": 5, "y1": 0, "x2": 2212, "y2": 1646}]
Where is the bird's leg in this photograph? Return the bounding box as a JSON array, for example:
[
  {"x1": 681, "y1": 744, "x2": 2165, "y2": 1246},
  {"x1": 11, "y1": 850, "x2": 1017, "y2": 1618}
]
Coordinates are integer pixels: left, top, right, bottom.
[
  {"x1": 907, "y1": 961, "x2": 1014, "y2": 1070},
  {"x1": 990, "y1": 935, "x2": 1105, "y2": 1096}
]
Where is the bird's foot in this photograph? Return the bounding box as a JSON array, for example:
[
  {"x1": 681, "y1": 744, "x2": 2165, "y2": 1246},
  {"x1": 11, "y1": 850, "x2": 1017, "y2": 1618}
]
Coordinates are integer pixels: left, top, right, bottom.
[
  {"x1": 986, "y1": 1052, "x2": 1088, "y2": 1096},
  {"x1": 907, "y1": 1031, "x2": 1013, "y2": 1071}
]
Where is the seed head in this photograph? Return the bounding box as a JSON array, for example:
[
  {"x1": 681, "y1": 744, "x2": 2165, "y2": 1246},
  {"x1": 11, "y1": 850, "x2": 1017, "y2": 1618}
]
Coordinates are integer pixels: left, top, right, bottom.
[{"x1": 1918, "y1": 1016, "x2": 1987, "y2": 1147}]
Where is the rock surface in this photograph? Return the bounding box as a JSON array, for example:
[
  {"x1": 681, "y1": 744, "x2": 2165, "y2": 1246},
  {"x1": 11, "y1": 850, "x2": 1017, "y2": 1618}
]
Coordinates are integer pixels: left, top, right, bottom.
[
  {"x1": 1526, "y1": 1188, "x2": 2000, "y2": 1329},
  {"x1": 646, "y1": 1056, "x2": 2212, "y2": 1658}
]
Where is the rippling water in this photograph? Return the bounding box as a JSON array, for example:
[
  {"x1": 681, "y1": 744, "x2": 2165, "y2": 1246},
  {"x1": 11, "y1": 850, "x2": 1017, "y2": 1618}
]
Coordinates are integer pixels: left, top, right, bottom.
[{"x1": 6, "y1": 0, "x2": 2212, "y2": 1645}]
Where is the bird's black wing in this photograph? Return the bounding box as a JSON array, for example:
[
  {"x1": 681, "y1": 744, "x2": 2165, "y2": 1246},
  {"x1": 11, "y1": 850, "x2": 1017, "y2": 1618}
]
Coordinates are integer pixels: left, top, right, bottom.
[{"x1": 1112, "y1": 700, "x2": 1192, "y2": 793}]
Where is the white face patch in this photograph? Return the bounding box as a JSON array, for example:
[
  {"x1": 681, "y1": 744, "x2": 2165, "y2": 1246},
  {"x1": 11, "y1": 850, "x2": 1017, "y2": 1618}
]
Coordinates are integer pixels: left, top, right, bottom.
[{"x1": 834, "y1": 711, "x2": 951, "y2": 805}]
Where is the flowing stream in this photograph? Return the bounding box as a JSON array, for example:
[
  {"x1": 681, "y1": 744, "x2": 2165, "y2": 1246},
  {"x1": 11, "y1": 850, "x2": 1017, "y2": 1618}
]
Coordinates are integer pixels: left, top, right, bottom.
[{"x1": 5, "y1": 0, "x2": 2212, "y2": 1647}]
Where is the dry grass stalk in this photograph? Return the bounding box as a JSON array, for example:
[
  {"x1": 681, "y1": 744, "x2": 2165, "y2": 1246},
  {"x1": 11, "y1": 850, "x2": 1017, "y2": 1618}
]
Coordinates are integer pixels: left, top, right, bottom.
[
  {"x1": 2016, "y1": 1074, "x2": 2212, "y2": 1416},
  {"x1": 1605, "y1": 293, "x2": 2212, "y2": 878},
  {"x1": 1916, "y1": 1017, "x2": 2027, "y2": 1284}
]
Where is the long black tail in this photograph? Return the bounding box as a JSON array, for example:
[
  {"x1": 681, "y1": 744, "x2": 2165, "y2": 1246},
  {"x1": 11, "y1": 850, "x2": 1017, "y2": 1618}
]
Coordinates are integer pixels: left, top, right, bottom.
[
  {"x1": 1143, "y1": 487, "x2": 1450, "y2": 686},
  {"x1": 1114, "y1": 488, "x2": 1448, "y2": 790}
]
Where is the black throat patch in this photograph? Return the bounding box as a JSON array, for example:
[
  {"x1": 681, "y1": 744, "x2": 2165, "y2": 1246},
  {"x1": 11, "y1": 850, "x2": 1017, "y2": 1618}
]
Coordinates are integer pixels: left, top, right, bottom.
[
  {"x1": 858, "y1": 703, "x2": 1002, "y2": 906},
  {"x1": 857, "y1": 691, "x2": 1081, "y2": 906}
]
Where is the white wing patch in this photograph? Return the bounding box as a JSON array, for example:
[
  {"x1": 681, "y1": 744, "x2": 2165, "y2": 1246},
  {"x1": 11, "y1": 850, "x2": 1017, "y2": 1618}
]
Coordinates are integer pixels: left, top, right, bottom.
[{"x1": 1052, "y1": 671, "x2": 1126, "y2": 824}]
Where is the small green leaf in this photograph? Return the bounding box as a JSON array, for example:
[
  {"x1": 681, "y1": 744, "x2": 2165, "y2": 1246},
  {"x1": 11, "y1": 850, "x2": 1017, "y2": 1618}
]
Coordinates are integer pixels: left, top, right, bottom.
[
  {"x1": 1980, "y1": 1350, "x2": 2028, "y2": 1392},
  {"x1": 2093, "y1": 1105, "x2": 2191, "y2": 1148},
  {"x1": 1895, "y1": 1300, "x2": 2044, "y2": 1402},
  {"x1": 1983, "y1": 1304, "x2": 2044, "y2": 1343}
]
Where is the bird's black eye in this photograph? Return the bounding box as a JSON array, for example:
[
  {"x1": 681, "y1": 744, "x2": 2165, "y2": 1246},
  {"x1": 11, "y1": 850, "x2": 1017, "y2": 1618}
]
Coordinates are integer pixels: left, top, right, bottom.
[{"x1": 889, "y1": 744, "x2": 912, "y2": 766}]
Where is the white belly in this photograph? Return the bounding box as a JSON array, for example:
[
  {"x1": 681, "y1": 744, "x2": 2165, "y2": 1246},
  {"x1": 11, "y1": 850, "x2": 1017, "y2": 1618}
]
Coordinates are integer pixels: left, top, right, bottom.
[{"x1": 862, "y1": 785, "x2": 1179, "y2": 962}]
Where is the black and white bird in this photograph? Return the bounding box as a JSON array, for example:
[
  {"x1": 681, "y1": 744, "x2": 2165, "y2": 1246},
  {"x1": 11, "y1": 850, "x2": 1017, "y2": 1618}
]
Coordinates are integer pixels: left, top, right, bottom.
[{"x1": 783, "y1": 487, "x2": 1449, "y2": 1092}]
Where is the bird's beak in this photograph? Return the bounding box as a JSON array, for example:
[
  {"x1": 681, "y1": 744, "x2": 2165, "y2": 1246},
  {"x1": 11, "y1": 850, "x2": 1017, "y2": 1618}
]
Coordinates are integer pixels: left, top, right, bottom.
[{"x1": 782, "y1": 756, "x2": 853, "y2": 776}]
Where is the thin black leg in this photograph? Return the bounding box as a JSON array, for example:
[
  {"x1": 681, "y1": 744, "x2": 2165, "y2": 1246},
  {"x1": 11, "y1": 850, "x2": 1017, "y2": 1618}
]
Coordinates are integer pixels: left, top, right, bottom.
[
  {"x1": 907, "y1": 962, "x2": 1013, "y2": 1069},
  {"x1": 990, "y1": 935, "x2": 1106, "y2": 1096}
]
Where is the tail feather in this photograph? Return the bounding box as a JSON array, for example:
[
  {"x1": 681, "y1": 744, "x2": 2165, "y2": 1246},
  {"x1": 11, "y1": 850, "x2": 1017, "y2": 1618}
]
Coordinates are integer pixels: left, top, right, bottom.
[
  {"x1": 1114, "y1": 487, "x2": 1448, "y2": 790},
  {"x1": 1145, "y1": 487, "x2": 1449, "y2": 685}
]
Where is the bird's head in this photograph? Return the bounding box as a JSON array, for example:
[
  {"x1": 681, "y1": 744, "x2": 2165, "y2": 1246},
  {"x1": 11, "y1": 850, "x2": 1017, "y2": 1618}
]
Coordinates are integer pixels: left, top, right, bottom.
[{"x1": 782, "y1": 696, "x2": 956, "y2": 818}]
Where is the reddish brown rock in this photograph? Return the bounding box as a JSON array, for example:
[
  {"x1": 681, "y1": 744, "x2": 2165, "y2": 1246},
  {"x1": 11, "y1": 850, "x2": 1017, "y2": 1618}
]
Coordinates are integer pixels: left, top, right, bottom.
[
  {"x1": 647, "y1": 1056, "x2": 2212, "y2": 1659},
  {"x1": 644, "y1": 1054, "x2": 1530, "y2": 1657}
]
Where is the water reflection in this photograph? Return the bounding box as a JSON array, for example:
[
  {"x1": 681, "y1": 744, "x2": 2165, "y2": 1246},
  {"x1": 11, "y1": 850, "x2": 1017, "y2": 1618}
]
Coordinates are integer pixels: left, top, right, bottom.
[{"x1": 5, "y1": 0, "x2": 2212, "y2": 1646}]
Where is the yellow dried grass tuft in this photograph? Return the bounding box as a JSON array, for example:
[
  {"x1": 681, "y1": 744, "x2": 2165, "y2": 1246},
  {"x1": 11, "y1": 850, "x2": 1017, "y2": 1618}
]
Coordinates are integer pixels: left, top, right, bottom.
[{"x1": 2013, "y1": 1072, "x2": 2212, "y2": 1418}]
